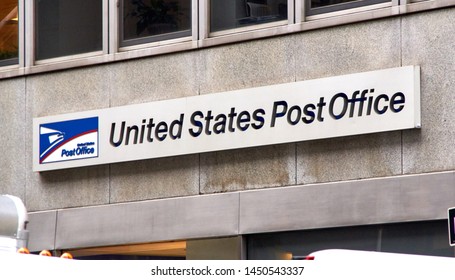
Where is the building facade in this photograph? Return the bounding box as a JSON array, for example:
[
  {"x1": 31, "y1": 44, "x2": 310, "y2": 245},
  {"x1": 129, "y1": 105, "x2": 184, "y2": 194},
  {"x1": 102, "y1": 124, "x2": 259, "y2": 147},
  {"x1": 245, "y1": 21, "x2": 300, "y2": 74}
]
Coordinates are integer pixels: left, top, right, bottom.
[{"x1": 1, "y1": 0, "x2": 455, "y2": 259}]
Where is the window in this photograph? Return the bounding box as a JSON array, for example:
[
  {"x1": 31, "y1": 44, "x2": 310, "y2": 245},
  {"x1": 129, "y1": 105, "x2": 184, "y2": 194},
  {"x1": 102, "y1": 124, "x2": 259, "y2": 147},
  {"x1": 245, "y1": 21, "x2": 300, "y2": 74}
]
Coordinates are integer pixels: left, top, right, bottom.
[
  {"x1": 0, "y1": 0, "x2": 18, "y2": 66},
  {"x1": 305, "y1": 0, "x2": 390, "y2": 17},
  {"x1": 247, "y1": 225, "x2": 378, "y2": 259},
  {"x1": 247, "y1": 221, "x2": 455, "y2": 260},
  {"x1": 210, "y1": 0, "x2": 288, "y2": 33},
  {"x1": 35, "y1": 0, "x2": 103, "y2": 61},
  {"x1": 121, "y1": 0, "x2": 192, "y2": 47}
]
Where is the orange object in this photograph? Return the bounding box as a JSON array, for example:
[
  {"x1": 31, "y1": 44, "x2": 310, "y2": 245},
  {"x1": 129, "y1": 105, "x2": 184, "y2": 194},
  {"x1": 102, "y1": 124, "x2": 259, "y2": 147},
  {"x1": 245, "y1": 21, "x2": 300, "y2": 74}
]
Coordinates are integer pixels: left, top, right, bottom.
[
  {"x1": 60, "y1": 252, "x2": 73, "y2": 259},
  {"x1": 39, "y1": 250, "x2": 52, "y2": 257},
  {"x1": 17, "y1": 247, "x2": 30, "y2": 254}
]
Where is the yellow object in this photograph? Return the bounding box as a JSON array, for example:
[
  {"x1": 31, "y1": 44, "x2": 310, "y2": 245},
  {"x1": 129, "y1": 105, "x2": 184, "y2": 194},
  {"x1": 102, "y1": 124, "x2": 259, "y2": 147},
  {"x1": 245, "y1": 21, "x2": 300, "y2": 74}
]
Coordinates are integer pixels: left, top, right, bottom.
[
  {"x1": 39, "y1": 250, "x2": 52, "y2": 257},
  {"x1": 17, "y1": 247, "x2": 29, "y2": 254},
  {"x1": 60, "y1": 252, "x2": 73, "y2": 259}
]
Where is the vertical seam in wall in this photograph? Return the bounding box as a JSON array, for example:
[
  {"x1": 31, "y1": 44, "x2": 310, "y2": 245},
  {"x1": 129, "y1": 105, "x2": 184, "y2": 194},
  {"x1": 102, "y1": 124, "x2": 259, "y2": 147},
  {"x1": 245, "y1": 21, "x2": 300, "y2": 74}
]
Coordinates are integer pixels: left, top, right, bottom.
[
  {"x1": 293, "y1": 34, "x2": 297, "y2": 83},
  {"x1": 400, "y1": 17, "x2": 403, "y2": 67},
  {"x1": 108, "y1": 164, "x2": 111, "y2": 203},
  {"x1": 401, "y1": 132, "x2": 404, "y2": 175},
  {"x1": 53, "y1": 210, "x2": 59, "y2": 250},
  {"x1": 293, "y1": 34, "x2": 298, "y2": 185},
  {"x1": 237, "y1": 192, "x2": 241, "y2": 236},
  {"x1": 197, "y1": 55, "x2": 202, "y2": 194},
  {"x1": 400, "y1": 17, "x2": 404, "y2": 175},
  {"x1": 295, "y1": 143, "x2": 298, "y2": 184},
  {"x1": 198, "y1": 154, "x2": 201, "y2": 195},
  {"x1": 108, "y1": 64, "x2": 112, "y2": 204}
]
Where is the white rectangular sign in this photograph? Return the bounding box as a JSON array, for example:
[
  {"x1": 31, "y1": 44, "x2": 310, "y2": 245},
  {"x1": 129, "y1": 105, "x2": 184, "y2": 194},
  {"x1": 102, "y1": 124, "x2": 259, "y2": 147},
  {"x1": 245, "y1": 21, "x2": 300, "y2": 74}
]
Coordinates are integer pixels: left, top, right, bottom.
[{"x1": 33, "y1": 66, "x2": 420, "y2": 172}]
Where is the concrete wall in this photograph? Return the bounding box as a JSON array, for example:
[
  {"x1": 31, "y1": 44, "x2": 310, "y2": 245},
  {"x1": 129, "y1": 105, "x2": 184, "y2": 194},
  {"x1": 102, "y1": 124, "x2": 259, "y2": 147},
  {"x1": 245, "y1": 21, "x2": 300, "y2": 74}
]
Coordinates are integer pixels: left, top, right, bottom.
[
  {"x1": 0, "y1": 8, "x2": 454, "y2": 230},
  {"x1": 0, "y1": 78, "x2": 26, "y2": 199}
]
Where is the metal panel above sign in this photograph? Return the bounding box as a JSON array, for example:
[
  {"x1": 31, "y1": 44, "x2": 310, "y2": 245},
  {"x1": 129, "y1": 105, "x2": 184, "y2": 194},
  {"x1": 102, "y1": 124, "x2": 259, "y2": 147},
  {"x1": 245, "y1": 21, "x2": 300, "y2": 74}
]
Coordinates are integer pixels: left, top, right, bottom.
[{"x1": 33, "y1": 66, "x2": 421, "y2": 172}]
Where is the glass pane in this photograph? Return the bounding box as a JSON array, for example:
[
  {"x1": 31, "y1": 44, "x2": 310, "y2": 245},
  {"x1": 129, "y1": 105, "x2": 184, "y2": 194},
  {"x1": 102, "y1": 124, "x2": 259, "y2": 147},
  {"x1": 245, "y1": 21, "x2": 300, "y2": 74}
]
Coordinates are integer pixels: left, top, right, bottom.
[
  {"x1": 247, "y1": 226, "x2": 378, "y2": 260},
  {"x1": 311, "y1": 0, "x2": 358, "y2": 9},
  {"x1": 35, "y1": 0, "x2": 102, "y2": 60},
  {"x1": 381, "y1": 221, "x2": 455, "y2": 257},
  {"x1": 211, "y1": 0, "x2": 288, "y2": 33},
  {"x1": 0, "y1": 0, "x2": 18, "y2": 66},
  {"x1": 247, "y1": 221, "x2": 455, "y2": 260},
  {"x1": 122, "y1": 0, "x2": 192, "y2": 47},
  {"x1": 307, "y1": 0, "x2": 390, "y2": 16}
]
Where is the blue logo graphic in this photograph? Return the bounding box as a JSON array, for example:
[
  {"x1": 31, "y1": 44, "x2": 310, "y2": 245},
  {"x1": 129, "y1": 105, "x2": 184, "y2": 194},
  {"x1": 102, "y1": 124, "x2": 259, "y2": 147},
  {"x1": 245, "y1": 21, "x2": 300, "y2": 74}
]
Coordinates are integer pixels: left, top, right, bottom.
[{"x1": 39, "y1": 117, "x2": 99, "y2": 164}]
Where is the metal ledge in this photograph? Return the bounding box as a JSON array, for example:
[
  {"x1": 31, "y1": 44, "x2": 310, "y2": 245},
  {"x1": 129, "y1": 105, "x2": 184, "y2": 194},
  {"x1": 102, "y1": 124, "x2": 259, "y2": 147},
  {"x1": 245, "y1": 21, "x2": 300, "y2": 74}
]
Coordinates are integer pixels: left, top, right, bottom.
[
  {"x1": 240, "y1": 171, "x2": 455, "y2": 234},
  {"x1": 53, "y1": 192, "x2": 239, "y2": 250},
  {"x1": 27, "y1": 210, "x2": 57, "y2": 252}
]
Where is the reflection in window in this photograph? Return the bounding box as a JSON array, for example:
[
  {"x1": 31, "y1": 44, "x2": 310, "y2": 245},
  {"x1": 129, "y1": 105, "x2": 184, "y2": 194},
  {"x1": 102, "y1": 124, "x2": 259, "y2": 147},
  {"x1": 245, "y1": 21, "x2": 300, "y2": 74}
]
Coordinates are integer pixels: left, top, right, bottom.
[
  {"x1": 121, "y1": 0, "x2": 192, "y2": 47},
  {"x1": 247, "y1": 221, "x2": 455, "y2": 260},
  {"x1": 211, "y1": 0, "x2": 287, "y2": 33},
  {"x1": 0, "y1": 0, "x2": 18, "y2": 66},
  {"x1": 306, "y1": 0, "x2": 390, "y2": 16},
  {"x1": 35, "y1": 0, "x2": 103, "y2": 61},
  {"x1": 311, "y1": 0, "x2": 357, "y2": 9}
]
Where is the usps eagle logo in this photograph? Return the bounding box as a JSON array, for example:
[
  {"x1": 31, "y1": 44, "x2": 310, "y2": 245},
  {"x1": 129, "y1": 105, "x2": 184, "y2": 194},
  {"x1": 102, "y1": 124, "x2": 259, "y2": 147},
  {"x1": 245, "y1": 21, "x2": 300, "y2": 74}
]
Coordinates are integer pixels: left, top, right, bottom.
[{"x1": 39, "y1": 117, "x2": 99, "y2": 164}]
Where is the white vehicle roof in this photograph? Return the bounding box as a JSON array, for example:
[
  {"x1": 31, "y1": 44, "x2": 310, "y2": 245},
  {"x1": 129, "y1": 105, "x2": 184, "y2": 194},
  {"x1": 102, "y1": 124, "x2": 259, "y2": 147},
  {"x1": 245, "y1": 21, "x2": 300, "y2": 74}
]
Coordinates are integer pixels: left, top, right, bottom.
[{"x1": 306, "y1": 249, "x2": 455, "y2": 279}]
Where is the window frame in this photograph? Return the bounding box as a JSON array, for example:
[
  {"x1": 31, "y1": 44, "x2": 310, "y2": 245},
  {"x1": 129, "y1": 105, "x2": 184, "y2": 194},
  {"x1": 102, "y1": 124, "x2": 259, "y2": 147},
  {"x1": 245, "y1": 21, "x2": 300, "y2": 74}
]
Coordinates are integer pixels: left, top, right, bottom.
[
  {"x1": 29, "y1": 0, "x2": 108, "y2": 65},
  {"x1": 304, "y1": 0, "x2": 392, "y2": 17},
  {"x1": 0, "y1": 0, "x2": 22, "y2": 68},
  {"x1": 205, "y1": 0, "x2": 295, "y2": 38},
  {"x1": 1, "y1": 0, "x2": 454, "y2": 79},
  {"x1": 117, "y1": 0, "x2": 196, "y2": 51}
]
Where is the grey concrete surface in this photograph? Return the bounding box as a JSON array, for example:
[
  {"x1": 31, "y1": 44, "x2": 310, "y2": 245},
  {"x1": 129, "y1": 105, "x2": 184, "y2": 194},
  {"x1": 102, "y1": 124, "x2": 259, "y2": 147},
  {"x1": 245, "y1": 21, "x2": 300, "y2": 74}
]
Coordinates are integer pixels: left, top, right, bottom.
[
  {"x1": 401, "y1": 8, "x2": 455, "y2": 174},
  {"x1": 25, "y1": 67, "x2": 111, "y2": 211},
  {"x1": 297, "y1": 132, "x2": 403, "y2": 184},
  {"x1": 0, "y1": 78, "x2": 26, "y2": 199},
  {"x1": 200, "y1": 144, "x2": 296, "y2": 193},
  {"x1": 26, "y1": 166, "x2": 110, "y2": 211},
  {"x1": 109, "y1": 52, "x2": 199, "y2": 107},
  {"x1": 198, "y1": 35, "x2": 297, "y2": 194},
  {"x1": 198, "y1": 35, "x2": 296, "y2": 95},
  {"x1": 109, "y1": 155, "x2": 200, "y2": 203},
  {"x1": 26, "y1": 66, "x2": 111, "y2": 117},
  {"x1": 292, "y1": 18, "x2": 404, "y2": 184},
  {"x1": 294, "y1": 18, "x2": 401, "y2": 81}
]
